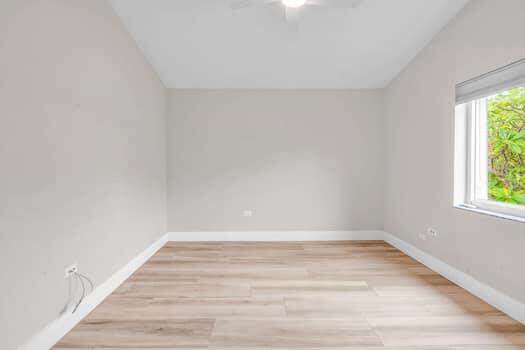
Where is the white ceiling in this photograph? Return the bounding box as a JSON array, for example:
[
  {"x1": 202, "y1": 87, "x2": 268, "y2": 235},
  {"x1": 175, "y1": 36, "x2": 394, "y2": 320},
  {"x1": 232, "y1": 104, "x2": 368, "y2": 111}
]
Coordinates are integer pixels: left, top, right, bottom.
[{"x1": 109, "y1": 0, "x2": 468, "y2": 88}]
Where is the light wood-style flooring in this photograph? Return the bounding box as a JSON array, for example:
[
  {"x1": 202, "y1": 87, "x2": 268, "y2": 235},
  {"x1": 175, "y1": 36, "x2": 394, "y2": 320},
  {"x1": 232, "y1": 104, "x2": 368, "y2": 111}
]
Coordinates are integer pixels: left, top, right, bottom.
[{"x1": 54, "y1": 241, "x2": 525, "y2": 349}]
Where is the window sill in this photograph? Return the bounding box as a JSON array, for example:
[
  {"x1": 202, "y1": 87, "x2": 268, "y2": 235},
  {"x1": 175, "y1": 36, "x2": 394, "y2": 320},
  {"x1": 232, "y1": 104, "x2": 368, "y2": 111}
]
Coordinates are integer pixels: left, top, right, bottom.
[{"x1": 454, "y1": 204, "x2": 525, "y2": 224}]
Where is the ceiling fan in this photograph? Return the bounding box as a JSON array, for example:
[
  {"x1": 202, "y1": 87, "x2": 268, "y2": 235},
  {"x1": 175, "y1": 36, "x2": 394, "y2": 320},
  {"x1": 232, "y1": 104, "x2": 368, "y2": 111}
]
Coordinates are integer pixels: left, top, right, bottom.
[
  {"x1": 229, "y1": 0, "x2": 364, "y2": 24},
  {"x1": 230, "y1": 0, "x2": 364, "y2": 10}
]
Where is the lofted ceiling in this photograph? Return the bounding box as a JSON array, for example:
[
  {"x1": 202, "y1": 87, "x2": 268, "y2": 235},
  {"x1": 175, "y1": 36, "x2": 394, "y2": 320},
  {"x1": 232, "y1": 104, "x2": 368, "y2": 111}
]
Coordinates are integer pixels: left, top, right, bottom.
[{"x1": 109, "y1": 0, "x2": 469, "y2": 88}]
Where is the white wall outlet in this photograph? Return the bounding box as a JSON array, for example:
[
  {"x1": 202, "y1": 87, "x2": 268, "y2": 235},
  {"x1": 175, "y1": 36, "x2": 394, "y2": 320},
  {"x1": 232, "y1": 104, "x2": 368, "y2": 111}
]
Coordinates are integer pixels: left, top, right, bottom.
[
  {"x1": 418, "y1": 233, "x2": 428, "y2": 241},
  {"x1": 427, "y1": 227, "x2": 438, "y2": 237},
  {"x1": 64, "y1": 263, "x2": 78, "y2": 278},
  {"x1": 243, "y1": 210, "x2": 253, "y2": 217}
]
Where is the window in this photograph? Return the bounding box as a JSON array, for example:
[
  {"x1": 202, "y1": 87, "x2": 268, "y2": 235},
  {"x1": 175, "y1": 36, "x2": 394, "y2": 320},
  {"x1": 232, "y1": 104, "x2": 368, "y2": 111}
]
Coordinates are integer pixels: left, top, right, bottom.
[{"x1": 454, "y1": 59, "x2": 525, "y2": 222}]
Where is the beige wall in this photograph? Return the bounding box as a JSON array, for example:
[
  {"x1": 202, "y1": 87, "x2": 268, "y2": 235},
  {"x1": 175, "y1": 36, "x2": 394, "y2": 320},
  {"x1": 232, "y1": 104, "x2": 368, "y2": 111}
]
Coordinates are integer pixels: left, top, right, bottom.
[
  {"x1": 0, "y1": 1, "x2": 167, "y2": 348},
  {"x1": 384, "y1": 0, "x2": 525, "y2": 303},
  {"x1": 167, "y1": 89, "x2": 384, "y2": 232},
  {"x1": 4, "y1": 0, "x2": 525, "y2": 348}
]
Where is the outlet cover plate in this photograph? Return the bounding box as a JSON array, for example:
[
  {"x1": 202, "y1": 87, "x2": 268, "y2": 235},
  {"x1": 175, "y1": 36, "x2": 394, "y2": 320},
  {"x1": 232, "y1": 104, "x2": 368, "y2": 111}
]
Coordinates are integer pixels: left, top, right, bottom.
[
  {"x1": 64, "y1": 263, "x2": 78, "y2": 278},
  {"x1": 427, "y1": 227, "x2": 438, "y2": 237}
]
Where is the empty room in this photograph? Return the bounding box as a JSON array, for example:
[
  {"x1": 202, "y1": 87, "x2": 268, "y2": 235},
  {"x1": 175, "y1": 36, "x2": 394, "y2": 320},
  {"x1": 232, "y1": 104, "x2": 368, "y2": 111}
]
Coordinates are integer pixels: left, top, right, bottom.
[{"x1": 2, "y1": 0, "x2": 525, "y2": 349}]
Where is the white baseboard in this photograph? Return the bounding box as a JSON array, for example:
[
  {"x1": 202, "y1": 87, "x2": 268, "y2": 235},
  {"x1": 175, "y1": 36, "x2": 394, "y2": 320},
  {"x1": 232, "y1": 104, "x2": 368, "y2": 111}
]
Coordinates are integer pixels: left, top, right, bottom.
[
  {"x1": 167, "y1": 229, "x2": 523, "y2": 325},
  {"x1": 19, "y1": 233, "x2": 169, "y2": 350},
  {"x1": 383, "y1": 231, "x2": 525, "y2": 325},
  {"x1": 20, "y1": 230, "x2": 525, "y2": 350},
  {"x1": 168, "y1": 230, "x2": 385, "y2": 241}
]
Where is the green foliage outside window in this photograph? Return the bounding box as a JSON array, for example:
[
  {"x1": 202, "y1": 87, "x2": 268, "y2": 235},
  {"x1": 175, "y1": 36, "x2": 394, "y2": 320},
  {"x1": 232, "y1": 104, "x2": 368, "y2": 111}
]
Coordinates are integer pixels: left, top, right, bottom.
[{"x1": 487, "y1": 86, "x2": 525, "y2": 205}]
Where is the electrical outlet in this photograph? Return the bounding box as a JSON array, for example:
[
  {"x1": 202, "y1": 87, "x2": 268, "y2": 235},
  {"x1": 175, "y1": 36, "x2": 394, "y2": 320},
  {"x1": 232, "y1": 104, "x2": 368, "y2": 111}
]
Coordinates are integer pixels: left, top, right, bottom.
[
  {"x1": 243, "y1": 210, "x2": 253, "y2": 217},
  {"x1": 64, "y1": 263, "x2": 78, "y2": 278},
  {"x1": 427, "y1": 227, "x2": 438, "y2": 237}
]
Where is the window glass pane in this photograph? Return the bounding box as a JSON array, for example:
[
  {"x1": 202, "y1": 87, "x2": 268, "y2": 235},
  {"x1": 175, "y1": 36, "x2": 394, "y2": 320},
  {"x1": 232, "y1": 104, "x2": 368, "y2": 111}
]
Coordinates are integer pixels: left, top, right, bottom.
[{"x1": 487, "y1": 86, "x2": 525, "y2": 205}]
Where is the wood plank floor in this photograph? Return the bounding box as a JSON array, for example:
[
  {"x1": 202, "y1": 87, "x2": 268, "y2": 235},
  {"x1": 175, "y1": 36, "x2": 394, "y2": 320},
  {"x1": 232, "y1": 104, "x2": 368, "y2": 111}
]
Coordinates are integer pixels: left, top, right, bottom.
[{"x1": 54, "y1": 241, "x2": 525, "y2": 349}]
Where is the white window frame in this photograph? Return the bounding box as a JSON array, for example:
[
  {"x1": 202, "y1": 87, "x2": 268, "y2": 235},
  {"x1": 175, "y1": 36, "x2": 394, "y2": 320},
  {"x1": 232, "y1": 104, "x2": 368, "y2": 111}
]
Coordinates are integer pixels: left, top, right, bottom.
[{"x1": 454, "y1": 93, "x2": 525, "y2": 223}]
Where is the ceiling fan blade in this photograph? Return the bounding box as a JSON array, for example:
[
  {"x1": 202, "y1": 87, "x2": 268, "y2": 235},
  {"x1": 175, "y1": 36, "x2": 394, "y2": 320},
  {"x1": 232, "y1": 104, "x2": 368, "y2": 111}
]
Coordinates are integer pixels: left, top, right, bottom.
[{"x1": 308, "y1": 0, "x2": 364, "y2": 9}]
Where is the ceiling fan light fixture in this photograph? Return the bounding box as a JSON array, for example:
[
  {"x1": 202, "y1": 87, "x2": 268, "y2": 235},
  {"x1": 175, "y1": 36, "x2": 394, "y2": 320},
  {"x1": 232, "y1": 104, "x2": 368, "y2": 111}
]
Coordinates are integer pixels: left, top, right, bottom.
[{"x1": 282, "y1": 0, "x2": 306, "y2": 8}]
